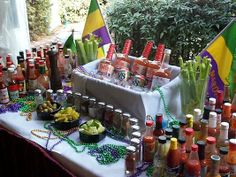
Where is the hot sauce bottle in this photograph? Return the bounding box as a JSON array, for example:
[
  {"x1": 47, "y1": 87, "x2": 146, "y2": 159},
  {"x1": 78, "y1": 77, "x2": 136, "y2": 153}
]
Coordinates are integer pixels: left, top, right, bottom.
[
  {"x1": 229, "y1": 113, "x2": 236, "y2": 139},
  {"x1": 186, "y1": 114, "x2": 194, "y2": 128},
  {"x1": 223, "y1": 84, "x2": 231, "y2": 103},
  {"x1": 217, "y1": 122, "x2": 229, "y2": 148},
  {"x1": 7, "y1": 68, "x2": 19, "y2": 100},
  {"x1": 216, "y1": 90, "x2": 224, "y2": 109},
  {"x1": 227, "y1": 139, "x2": 236, "y2": 177},
  {"x1": 28, "y1": 64, "x2": 38, "y2": 95},
  {"x1": 114, "y1": 39, "x2": 132, "y2": 70},
  {"x1": 16, "y1": 64, "x2": 26, "y2": 97},
  {"x1": 185, "y1": 128, "x2": 194, "y2": 154},
  {"x1": 206, "y1": 155, "x2": 221, "y2": 177},
  {"x1": 219, "y1": 147, "x2": 230, "y2": 177},
  {"x1": 131, "y1": 41, "x2": 153, "y2": 75},
  {"x1": 0, "y1": 72, "x2": 10, "y2": 104},
  {"x1": 208, "y1": 112, "x2": 217, "y2": 138},
  {"x1": 193, "y1": 109, "x2": 201, "y2": 143},
  {"x1": 222, "y1": 102, "x2": 231, "y2": 123},
  {"x1": 198, "y1": 119, "x2": 208, "y2": 142},
  {"x1": 197, "y1": 141, "x2": 207, "y2": 177},
  {"x1": 153, "y1": 113, "x2": 165, "y2": 138},
  {"x1": 143, "y1": 120, "x2": 155, "y2": 162},
  {"x1": 205, "y1": 137, "x2": 218, "y2": 168},
  {"x1": 178, "y1": 137, "x2": 187, "y2": 177}
]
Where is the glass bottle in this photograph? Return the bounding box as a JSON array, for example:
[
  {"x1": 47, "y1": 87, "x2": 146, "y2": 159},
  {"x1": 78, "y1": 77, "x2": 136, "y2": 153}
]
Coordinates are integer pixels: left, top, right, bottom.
[
  {"x1": 154, "y1": 43, "x2": 165, "y2": 65},
  {"x1": 125, "y1": 146, "x2": 136, "y2": 176},
  {"x1": 121, "y1": 113, "x2": 131, "y2": 138},
  {"x1": 165, "y1": 137, "x2": 180, "y2": 176},
  {"x1": 0, "y1": 72, "x2": 10, "y2": 104},
  {"x1": 223, "y1": 85, "x2": 231, "y2": 103},
  {"x1": 197, "y1": 141, "x2": 207, "y2": 177},
  {"x1": 153, "y1": 113, "x2": 165, "y2": 139},
  {"x1": 203, "y1": 106, "x2": 211, "y2": 120},
  {"x1": 198, "y1": 119, "x2": 208, "y2": 142},
  {"x1": 206, "y1": 155, "x2": 221, "y2": 177},
  {"x1": 219, "y1": 147, "x2": 230, "y2": 177},
  {"x1": 185, "y1": 144, "x2": 201, "y2": 177},
  {"x1": 217, "y1": 122, "x2": 229, "y2": 148},
  {"x1": 229, "y1": 113, "x2": 236, "y2": 139},
  {"x1": 215, "y1": 90, "x2": 223, "y2": 109},
  {"x1": 34, "y1": 89, "x2": 44, "y2": 107},
  {"x1": 80, "y1": 95, "x2": 89, "y2": 115},
  {"x1": 153, "y1": 136, "x2": 167, "y2": 177},
  {"x1": 208, "y1": 112, "x2": 217, "y2": 138},
  {"x1": 66, "y1": 91, "x2": 74, "y2": 107},
  {"x1": 113, "y1": 109, "x2": 123, "y2": 132},
  {"x1": 131, "y1": 131, "x2": 141, "y2": 140},
  {"x1": 64, "y1": 55, "x2": 72, "y2": 82},
  {"x1": 179, "y1": 120, "x2": 187, "y2": 139},
  {"x1": 215, "y1": 108, "x2": 222, "y2": 137},
  {"x1": 205, "y1": 136, "x2": 218, "y2": 168},
  {"x1": 37, "y1": 62, "x2": 49, "y2": 94},
  {"x1": 131, "y1": 125, "x2": 140, "y2": 133},
  {"x1": 28, "y1": 64, "x2": 38, "y2": 95},
  {"x1": 186, "y1": 114, "x2": 194, "y2": 128},
  {"x1": 227, "y1": 139, "x2": 236, "y2": 177},
  {"x1": 165, "y1": 128, "x2": 173, "y2": 151},
  {"x1": 55, "y1": 89, "x2": 66, "y2": 107},
  {"x1": 178, "y1": 137, "x2": 187, "y2": 177},
  {"x1": 130, "y1": 118, "x2": 139, "y2": 126},
  {"x1": 162, "y1": 49, "x2": 172, "y2": 67},
  {"x1": 172, "y1": 124, "x2": 180, "y2": 139},
  {"x1": 16, "y1": 64, "x2": 26, "y2": 97},
  {"x1": 48, "y1": 48, "x2": 62, "y2": 92},
  {"x1": 46, "y1": 89, "x2": 54, "y2": 102},
  {"x1": 74, "y1": 92, "x2": 82, "y2": 112},
  {"x1": 185, "y1": 128, "x2": 194, "y2": 154},
  {"x1": 131, "y1": 138, "x2": 141, "y2": 166},
  {"x1": 104, "y1": 104, "x2": 114, "y2": 128},
  {"x1": 209, "y1": 97, "x2": 216, "y2": 111},
  {"x1": 57, "y1": 47, "x2": 65, "y2": 78},
  {"x1": 143, "y1": 120, "x2": 155, "y2": 162},
  {"x1": 193, "y1": 108, "x2": 202, "y2": 143},
  {"x1": 96, "y1": 102, "x2": 106, "y2": 121},
  {"x1": 7, "y1": 68, "x2": 19, "y2": 100},
  {"x1": 88, "y1": 98, "x2": 97, "y2": 118},
  {"x1": 222, "y1": 103, "x2": 231, "y2": 123}
]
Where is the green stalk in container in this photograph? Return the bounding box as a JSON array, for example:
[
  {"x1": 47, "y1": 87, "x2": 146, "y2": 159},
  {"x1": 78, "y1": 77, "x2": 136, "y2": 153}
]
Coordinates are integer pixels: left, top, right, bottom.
[
  {"x1": 92, "y1": 40, "x2": 99, "y2": 60},
  {"x1": 84, "y1": 39, "x2": 90, "y2": 59},
  {"x1": 87, "y1": 41, "x2": 94, "y2": 62},
  {"x1": 77, "y1": 40, "x2": 87, "y2": 65}
]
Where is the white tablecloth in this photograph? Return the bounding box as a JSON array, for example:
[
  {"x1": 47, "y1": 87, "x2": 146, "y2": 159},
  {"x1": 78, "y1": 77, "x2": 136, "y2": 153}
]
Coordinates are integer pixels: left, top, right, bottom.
[{"x1": 0, "y1": 112, "x2": 146, "y2": 177}]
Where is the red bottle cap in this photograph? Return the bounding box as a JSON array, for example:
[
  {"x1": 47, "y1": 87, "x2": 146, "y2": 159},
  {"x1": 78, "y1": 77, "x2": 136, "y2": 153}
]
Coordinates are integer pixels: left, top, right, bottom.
[
  {"x1": 106, "y1": 44, "x2": 116, "y2": 60},
  {"x1": 191, "y1": 144, "x2": 198, "y2": 151},
  {"x1": 206, "y1": 136, "x2": 216, "y2": 144},
  {"x1": 185, "y1": 128, "x2": 194, "y2": 135},
  {"x1": 229, "y1": 139, "x2": 236, "y2": 151},
  {"x1": 142, "y1": 41, "x2": 154, "y2": 59},
  {"x1": 146, "y1": 120, "x2": 154, "y2": 127},
  {"x1": 156, "y1": 113, "x2": 163, "y2": 122},
  {"x1": 154, "y1": 43, "x2": 165, "y2": 62},
  {"x1": 122, "y1": 39, "x2": 132, "y2": 55}
]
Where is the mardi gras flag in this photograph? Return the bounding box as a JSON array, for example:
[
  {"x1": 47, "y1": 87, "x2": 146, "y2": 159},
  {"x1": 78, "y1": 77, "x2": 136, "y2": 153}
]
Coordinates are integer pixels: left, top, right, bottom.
[
  {"x1": 63, "y1": 31, "x2": 77, "y2": 54},
  {"x1": 82, "y1": 0, "x2": 112, "y2": 59},
  {"x1": 201, "y1": 19, "x2": 236, "y2": 97}
]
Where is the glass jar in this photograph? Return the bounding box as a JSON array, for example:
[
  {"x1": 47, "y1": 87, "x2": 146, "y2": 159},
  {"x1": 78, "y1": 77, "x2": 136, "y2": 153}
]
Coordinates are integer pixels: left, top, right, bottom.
[
  {"x1": 131, "y1": 138, "x2": 141, "y2": 166},
  {"x1": 130, "y1": 118, "x2": 139, "y2": 126},
  {"x1": 46, "y1": 89, "x2": 54, "y2": 102},
  {"x1": 74, "y1": 92, "x2": 82, "y2": 112},
  {"x1": 88, "y1": 98, "x2": 97, "y2": 118},
  {"x1": 131, "y1": 131, "x2": 141, "y2": 140},
  {"x1": 81, "y1": 95, "x2": 89, "y2": 115},
  {"x1": 121, "y1": 113, "x2": 131, "y2": 138},
  {"x1": 125, "y1": 146, "x2": 137, "y2": 176},
  {"x1": 66, "y1": 91, "x2": 74, "y2": 107},
  {"x1": 34, "y1": 89, "x2": 44, "y2": 106},
  {"x1": 113, "y1": 109, "x2": 123, "y2": 131},
  {"x1": 104, "y1": 104, "x2": 114, "y2": 128},
  {"x1": 96, "y1": 102, "x2": 105, "y2": 121},
  {"x1": 55, "y1": 89, "x2": 66, "y2": 107}
]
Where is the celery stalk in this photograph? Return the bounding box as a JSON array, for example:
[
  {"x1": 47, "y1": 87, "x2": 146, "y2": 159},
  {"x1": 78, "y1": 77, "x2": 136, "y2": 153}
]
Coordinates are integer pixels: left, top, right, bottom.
[
  {"x1": 87, "y1": 41, "x2": 93, "y2": 62},
  {"x1": 92, "y1": 40, "x2": 99, "y2": 60},
  {"x1": 84, "y1": 39, "x2": 90, "y2": 58},
  {"x1": 77, "y1": 40, "x2": 87, "y2": 64}
]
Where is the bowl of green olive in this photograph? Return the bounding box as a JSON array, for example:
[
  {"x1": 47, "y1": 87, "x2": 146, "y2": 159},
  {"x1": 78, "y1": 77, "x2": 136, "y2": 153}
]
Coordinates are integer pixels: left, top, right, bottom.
[{"x1": 36, "y1": 101, "x2": 62, "y2": 120}]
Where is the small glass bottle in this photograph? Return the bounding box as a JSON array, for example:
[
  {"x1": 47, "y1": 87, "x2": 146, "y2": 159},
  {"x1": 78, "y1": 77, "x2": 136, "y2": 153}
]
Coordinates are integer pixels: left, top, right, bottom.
[
  {"x1": 66, "y1": 91, "x2": 74, "y2": 107},
  {"x1": 74, "y1": 92, "x2": 82, "y2": 112},
  {"x1": 208, "y1": 112, "x2": 217, "y2": 138},
  {"x1": 197, "y1": 141, "x2": 207, "y2": 177},
  {"x1": 46, "y1": 89, "x2": 54, "y2": 102},
  {"x1": 215, "y1": 108, "x2": 222, "y2": 137},
  {"x1": 223, "y1": 84, "x2": 231, "y2": 103},
  {"x1": 37, "y1": 62, "x2": 49, "y2": 94},
  {"x1": 205, "y1": 136, "x2": 218, "y2": 168},
  {"x1": 7, "y1": 68, "x2": 19, "y2": 100},
  {"x1": 16, "y1": 64, "x2": 26, "y2": 97},
  {"x1": 185, "y1": 144, "x2": 201, "y2": 177},
  {"x1": 217, "y1": 122, "x2": 229, "y2": 148},
  {"x1": 178, "y1": 137, "x2": 187, "y2": 177},
  {"x1": 227, "y1": 139, "x2": 236, "y2": 176},
  {"x1": 153, "y1": 136, "x2": 167, "y2": 177},
  {"x1": 131, "y1": 138, "x2": 141, "y2": 166},
  {"x1": 193, "y1": 108, "x2": 202, "y2": 143},
  {"x1": 229, "y1": 113, "x2": 236, "y2": 139},
  {"x1": 206, "y1": 155, "x2": 221, "y2": 177},
  {"x1": 185, "y1": 128, "x2": 194, "y2": 154},
  {"x1": 121, "y1": 113, "x2": 131, "y2": 138},
  {"x1": 222, "y1": 102, "x2": 231, "y2": 123},
  {"x1": 80, "y1": 95, "x2": 89, "y2": 115},
  {"x1": 198, "y1": 119, "x2": 208, "y2": 142},
  {"x1": 0, "y1": 72, "x2": 10, "y2": 104},
  {"x1": 96, "y1": 102, "x2": 106, "y2": 121},
  {"x1": 186, "y1": 114, "x2": 193, "y2": 128},
  {"x1": 34, "y1": 89, "x2": 44, "y2": 107},
  {"x1": 203, "y1": 106, "x2": 211, "y2": 120},
  {"x1": 216, "y1": 90, "x2": 223, "y2": 109},
  {"x1": 55, "y1": 89, "x2": 66, "y2": 107},
  {"x1": 143, "y1": 120, "x2": 155, "y2": 162},
  {"x1": 219, "y1": 147, "x2": 230, "y2": 177},
  {"x1": 28, "y1": 63, "x2": 38, "y2": 95},
  {"x1": 162, "y1": 49, "x2": 172, "y2": 67},
  {"x1": 131, "y1": 131, "x2": 141, "y2": 140},
  {"x1": 64, "y1": 55, "x2": 72, "y2": 82},
  {"x1": 172, "y1": 124, "x2": 180, "y2": 139},
  {"x1": 179, "y1": 120, "x2": 187, "y2": 139},
  {"x1": 153, "y1": 113, "x2": 165, "y2": 139},
  {"x1": 113, "y1": 109, "x2": 123, "y2": 132},
  {"x1": 103, "y1": 104, "x2": 114, "y2": 128},
  {"x1": 165, "y1": 128, "x2": 173, "y2": 151},
  {"x1": 209, "y1": 97, "x2": 216, "y2": 111},
  {"x1": 88, "y1": 98, "x2": 97, "y2": 118},
  {"x1": 125, "y1": 146, "x2": 136, "y2": 176}
]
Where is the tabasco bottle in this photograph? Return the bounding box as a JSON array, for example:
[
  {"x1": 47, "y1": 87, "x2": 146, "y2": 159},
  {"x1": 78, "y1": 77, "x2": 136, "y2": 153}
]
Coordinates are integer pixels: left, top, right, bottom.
[
  {"x1": 143, "y1": 120, "x2": 155, "y2": 162},
  {"x1": 28, "y1": 64, "x2": 38, "y2": 95},
  {"x1": 114, "y1": 39, "x2": 132, "y2": 70},
  {"x1": 0, "y1": 72, "x2": 10, "y2": 104},
  {"x1": 7, "y1": 68, "x2": 19, "y2": 100},
  {"x1": 16, "y1": 65, "x2": 26, "y2": 97},
  {"x1": 131, "y1": 41, "x2": 153, "y2": 75},
  {"x1": 37, "y1": 62, "x2": 49, "y2": 94}
]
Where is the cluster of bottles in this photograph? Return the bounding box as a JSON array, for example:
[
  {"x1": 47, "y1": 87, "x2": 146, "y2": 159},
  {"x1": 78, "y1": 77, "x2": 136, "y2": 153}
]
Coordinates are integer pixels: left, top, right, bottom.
[
  {"x1": 0, "y1": 42, "x2": 76, "y2": 104},
  {"x1": 125, "y1": 85, "x2": 236, "y2": 177},
  {"x1": 97, "y1": 40, "x2": 172, "y2": 91}
]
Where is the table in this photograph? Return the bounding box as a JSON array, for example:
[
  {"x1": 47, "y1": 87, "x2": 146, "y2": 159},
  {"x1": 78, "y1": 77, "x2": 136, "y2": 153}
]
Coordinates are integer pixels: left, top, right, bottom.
[{"x1": 0, "y1": 111, "x2": 145, "y2": 177}]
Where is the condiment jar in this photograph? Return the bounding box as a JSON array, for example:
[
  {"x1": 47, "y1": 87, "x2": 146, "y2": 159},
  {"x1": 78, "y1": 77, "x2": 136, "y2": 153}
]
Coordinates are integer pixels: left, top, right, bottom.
[
  {"x1": 96, "y1": 102, "x2": 106, "y2": 121},
  {"x1": 131, "y1": 131, "x2": 141, "y2": 140},
  {"x1": 121, "y1": 113, "x2": 131, "y2": 139},
  {"x1": 131, "y1": 138, "x2": 141, "y2": 166},
  {"x1": 113, "y1": 109, "x2": 123, "y2": 131},
  {"x1": 66, "y1": 91, "x2": 74, "y2": 107},
  {"x1": 35, "y1": 89, "x2": 44, "y2": 106},
  {"x1": 55, "y1": 89, "x2": 66, "y2": 107},
  {"x1": 46, "y1": 89, "x2": 54, "y2": 102},
  {"x1": 74, "y1": 92, "x2": 82, "y2": 112},
  {"x1": 104, "y1": 104, "x2": 114, "y2": 128},
  {"x1": 88, "y1": 98, "x2": 97, "y2": 118},
  {"x1": 80, "y1": 95, "x2": 89, "y2": 115},
  {"x1": 125, "y1": 146, "x2": 136, "y2": 176}
]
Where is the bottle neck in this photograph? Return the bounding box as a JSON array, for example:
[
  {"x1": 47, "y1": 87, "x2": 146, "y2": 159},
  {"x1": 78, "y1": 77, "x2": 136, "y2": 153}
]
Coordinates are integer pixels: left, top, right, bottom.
[
  {"x1": 145, "y1": 126, "x2": 153, "y2": 136},
  {"x1": 189, "y1": 150, "x2": 199, "y2": 161},
  {"x1": 39, "y1": 65, "x2": 46, "y2": 75}
]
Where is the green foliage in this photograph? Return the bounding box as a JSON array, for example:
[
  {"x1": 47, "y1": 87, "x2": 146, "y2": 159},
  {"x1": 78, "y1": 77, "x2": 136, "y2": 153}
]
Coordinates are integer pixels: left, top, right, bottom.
[
  {"x1": 107, "y1": 0, "x2": 236, "y2": 64},
  {"x1": 26, "y1": 0, "x2": 51, "y2": 41}
]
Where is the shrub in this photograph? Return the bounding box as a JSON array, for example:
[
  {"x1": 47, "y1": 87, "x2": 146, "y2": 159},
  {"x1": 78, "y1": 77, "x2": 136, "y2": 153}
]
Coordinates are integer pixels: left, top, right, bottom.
[
  {"x1": 26, "y1": 0, "x2": 51, "y2": 41},
  {"x1": 107, "y1": 0, "x2": 236, "y2": 64}
]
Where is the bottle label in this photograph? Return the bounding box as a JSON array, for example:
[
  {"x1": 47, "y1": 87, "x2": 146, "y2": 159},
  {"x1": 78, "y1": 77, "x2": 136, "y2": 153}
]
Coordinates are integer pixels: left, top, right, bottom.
[
  {"x1": 0, "y1": 88, "x2": 10, "y2": 103},
  {"x1": 114, "y1": 58, "x2": 130, "y2": 69},
  {"x1": 166, "y1": 166, "x2": 180, "y2": 175},
  {"x1": 98, "y1": 61, "x2": 114, "y2": 76},
  {"x1": 28, "y1": 79, "x2": 37, "y2": 91},
  {"x1": 117, "y1": 69, "x2": 129, "y2": 82},
  {"x1": 131, "y1": 61, "x2": 146, "y2": 75},
  {"x1": 146, "y1": 66, "x2": 159, "y2": 79},
  {"x1": 9, "y1": 90, "x2": 19, "y2": 100},
  {"x1": 18, "y1": 80, "x2": 26, "y2": 95}
]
